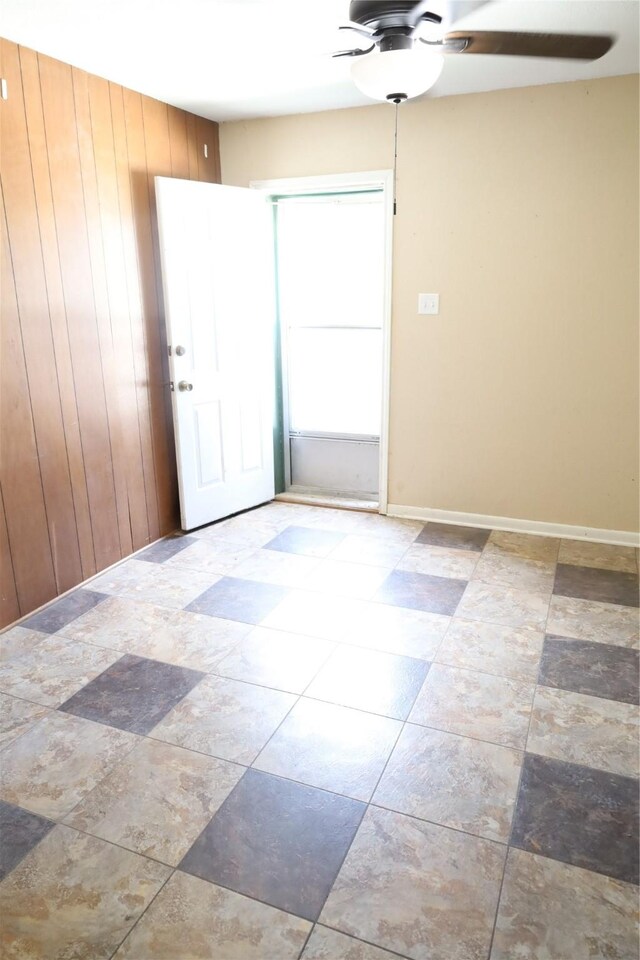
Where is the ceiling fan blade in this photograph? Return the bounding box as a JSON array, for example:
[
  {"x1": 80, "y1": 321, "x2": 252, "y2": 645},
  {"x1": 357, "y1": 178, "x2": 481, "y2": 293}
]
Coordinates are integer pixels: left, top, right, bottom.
[
  {"x1": 406, "y1": 0, "x2": 488, "y2": 29},
  {"x1": 332, "y1": 44, "x2": 376, "y2": 58},
  {"x1": 339, "y1": 22, "x2": 377, "y2": 40},
  {"x1": 444, "y1": 30, "x2": 614, "y2": 60}
]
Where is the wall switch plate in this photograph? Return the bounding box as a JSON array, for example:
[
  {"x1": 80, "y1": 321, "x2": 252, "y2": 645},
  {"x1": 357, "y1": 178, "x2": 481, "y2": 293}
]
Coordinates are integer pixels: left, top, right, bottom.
[{"x1": 418, "y1": 293, "x2": 439, "y2": 315}]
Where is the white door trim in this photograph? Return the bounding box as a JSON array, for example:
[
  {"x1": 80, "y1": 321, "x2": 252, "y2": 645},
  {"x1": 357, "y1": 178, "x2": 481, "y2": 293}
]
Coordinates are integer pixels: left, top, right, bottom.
[{"x1": 251, "y1": 170, "x2": 394, "y2": 514}]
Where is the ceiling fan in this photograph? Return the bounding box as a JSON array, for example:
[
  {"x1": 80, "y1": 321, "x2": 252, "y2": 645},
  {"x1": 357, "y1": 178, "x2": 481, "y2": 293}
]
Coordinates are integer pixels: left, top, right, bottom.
[{"x1": 334, "y1": 0, "x2": 615, "y2": 103}]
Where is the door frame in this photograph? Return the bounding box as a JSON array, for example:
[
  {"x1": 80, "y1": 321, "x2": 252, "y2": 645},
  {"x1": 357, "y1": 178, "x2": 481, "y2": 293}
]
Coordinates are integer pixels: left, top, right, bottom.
[{"x1": 251, "y1": 170, "x2": 393, "y2": 515}]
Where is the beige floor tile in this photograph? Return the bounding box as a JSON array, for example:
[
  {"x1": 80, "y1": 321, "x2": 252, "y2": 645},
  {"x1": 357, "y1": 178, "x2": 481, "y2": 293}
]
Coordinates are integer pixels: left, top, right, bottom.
[
  {"x1": 193, "y1": 517, "x2": 287, "y2": 548},
  {"x1": 558, "y1": 539, "x2": 638, "y2": 573},
  {"x1": 356, "y1": 514, "x2": 425, "y2": 543},
  {"x1": 0, "y1": 693, "x2": 50, "y2": 750},
  {"x1": 302, "y1": 926, "x2": 403, "y2": 960},
  {"x1": 547, "y1": 595, "x2": 639, "y2": 648},
  {"x1": 341, "y1": 602, "x2": 449, "y2": 660},
  {"x1": 409, "y1": 664, "x2": 535, "y2": 749},
  {"x1": 59, "y1": 596, "x2": 174, "y2": 650},
  {"x1": 305, "y1": 509, "x2": 373, "y2": 534},
  {"x1": 456, "y1": 582, "x2": 550, "y2": 631},
  {"x1": 128, "y1": 610, "x2": 250, "y2": 672},
  {"x1": 0, "y1": 711, "x2": 139, "y2": 818},
  {"x1": 254, "y1": 697, "x2": 402, "y2": 801},
  {"x1": 89, "y1": 558, "x2": 153, "y2": 595},
  {"x1": 150, "y1": 674, "x2": 296, "y2": 763},
  {"x1": 397, "y1": 544, "x2": 480, "y2": 580},
  {"x1": 231, "y1": 549, "x2": 322, "y2": 587},
  {"x1": 328, "y1": 535, "x2": 410, "y2": 568},
  {"x1": 119, "y1": 564, "x2": 217, "y2": 609},
  {"x1": 303, "y1": 560, "x2": 390, "y2": 600},
  {"x1": 0, "y1": 635, "x2": 121, "y2": 707},
  {"x1": 213, "y1": 627, "x2": 334, "y2": 693},
  {"x1": 0, "y1": 824, "x2": 169, "y2": 960},
  {"x1": 471, "y1": 553, "x2": 555, "y2": 595},
  {"x1": 165, "y1": 537, "x2": 256, "y2": 575},
  {"x1": 527, "y1": 685, "x2": 640, "y2": 778},
  {"x1": 320, "y1": 806, "x2": 506, "y2": 960},
  {"x1": 114, "y1": 870, "x2": 310, "y2": 960},
  {"x1": 485, "y1": 531, "x2": 560, "y2": 563},
  {"x1": 435, "y1": 618, "x2": 545, "y2": 682},
  {"x1": 262, "y1": 590, "x2": 363, "y2": 640},
  {"x1": 491, "y1": 848, "x2": 639, "y2": 960},
  {"x1": 0, "y1": 626, "x2": 47, "y2": 663},
  {"x1": 66, "y1": 739, "x2": 243, "y2": 865},
  {"x1": 374, "y1": 724, "x2": 522, "y2": 842}
]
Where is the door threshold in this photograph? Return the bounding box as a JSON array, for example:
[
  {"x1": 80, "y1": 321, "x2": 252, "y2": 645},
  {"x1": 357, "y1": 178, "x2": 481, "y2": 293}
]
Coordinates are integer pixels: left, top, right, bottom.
[{"x1": 275, "y1": 491, "x2": 379, "y2": 513}]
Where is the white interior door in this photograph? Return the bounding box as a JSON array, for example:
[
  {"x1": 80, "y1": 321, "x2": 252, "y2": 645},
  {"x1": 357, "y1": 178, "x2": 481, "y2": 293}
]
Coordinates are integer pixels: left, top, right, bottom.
[{"x1": 155, "y1": 177, "x2": 275, "y2": 531}]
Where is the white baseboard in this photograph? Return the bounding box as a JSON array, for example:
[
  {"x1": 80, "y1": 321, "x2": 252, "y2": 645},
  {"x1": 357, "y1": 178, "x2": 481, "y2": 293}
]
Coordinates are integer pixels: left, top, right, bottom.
[{"x1": 386, "y1": 504, "x2": 640, "y2": 548}]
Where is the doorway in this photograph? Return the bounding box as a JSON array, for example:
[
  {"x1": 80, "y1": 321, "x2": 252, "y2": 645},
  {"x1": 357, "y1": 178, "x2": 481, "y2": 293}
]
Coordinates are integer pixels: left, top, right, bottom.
[{"x1": 254, "y1": 171, "x2": 393, "y2": 512}]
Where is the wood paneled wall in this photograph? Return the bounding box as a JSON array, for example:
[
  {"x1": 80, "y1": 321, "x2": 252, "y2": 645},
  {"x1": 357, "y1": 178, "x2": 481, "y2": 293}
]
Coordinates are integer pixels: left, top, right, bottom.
[{"x1": 0, "y1": 38, "x2": 221, "y2": 628}]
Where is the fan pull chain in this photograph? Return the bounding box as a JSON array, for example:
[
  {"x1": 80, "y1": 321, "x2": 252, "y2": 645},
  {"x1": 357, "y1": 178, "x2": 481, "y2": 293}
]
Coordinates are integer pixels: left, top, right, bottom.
[{"x1": 393, "y1": 100, "x2": 399, "y2": 216}]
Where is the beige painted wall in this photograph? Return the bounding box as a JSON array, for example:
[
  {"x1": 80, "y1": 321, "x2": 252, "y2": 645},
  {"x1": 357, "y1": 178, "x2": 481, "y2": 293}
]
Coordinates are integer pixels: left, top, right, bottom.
[{"x1": 220, "y1": 75, "x2": 639, "y2": 533}]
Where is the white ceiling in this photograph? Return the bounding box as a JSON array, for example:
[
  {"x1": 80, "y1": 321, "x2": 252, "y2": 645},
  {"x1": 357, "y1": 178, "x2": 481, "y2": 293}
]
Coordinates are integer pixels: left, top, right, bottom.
[{"x1": 0, "y1": 0, "x2": 638, "y2": 121}]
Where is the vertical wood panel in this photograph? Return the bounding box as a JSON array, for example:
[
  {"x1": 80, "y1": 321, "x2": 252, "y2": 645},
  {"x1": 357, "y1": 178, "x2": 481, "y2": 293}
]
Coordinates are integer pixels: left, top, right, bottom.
[{"x1": 0, "y1": 39, "x2": 221, "y2": 627}]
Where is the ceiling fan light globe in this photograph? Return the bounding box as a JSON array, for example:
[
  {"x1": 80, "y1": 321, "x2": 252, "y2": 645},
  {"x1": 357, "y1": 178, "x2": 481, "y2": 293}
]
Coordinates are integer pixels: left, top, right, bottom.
[{"x1": 350, "y1": 47, "x2": 444, "y2": 102}]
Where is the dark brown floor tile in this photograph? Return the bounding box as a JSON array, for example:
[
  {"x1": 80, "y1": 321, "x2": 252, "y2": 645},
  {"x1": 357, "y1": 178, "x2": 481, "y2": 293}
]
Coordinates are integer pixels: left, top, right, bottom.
[
  {"x1": 20, "y1": 589, "x2": 108, "y2": 634},
  {"x1": 59, "y1": 654, "x2": 204, "y2": 734},
  {"x1": 374, "y1": 569, "x2": 466, "y2": 616},
  {"x1": 416, "y1": 522, "x2": 490, "y2": 552},
  {"x1": 305, "y1": 645, "x2": 430, "y2": 720},
  {"x1": 179, "y1": 768, "x2": 365, "y2": 921},
  {"x1": 539, "y1": 636, "x2": 640, "y2": 705},
  {"x1": 186, "y1": 577, "x2": 288, "y2": 624},
  {"x1": 137, "y1": 535, "x2": 197, "y2": 563},
  {"x1": 265, "y1": 527, "x2": 345, "y2": 558},
  {"x1": 553, "y1": 564, "x2": 639, "y2": 608},
  {"x1": 511, "y1": 754, "x2": 639, "y2": 884},
  {"x1": 0, "y1": 801, "x2": 54, "y2": 881}
]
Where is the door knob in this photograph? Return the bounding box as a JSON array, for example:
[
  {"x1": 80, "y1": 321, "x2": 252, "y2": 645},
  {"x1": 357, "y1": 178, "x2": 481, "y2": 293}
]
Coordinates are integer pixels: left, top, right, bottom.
[
  {"x1": 175, "y1": 345, "x2": 186, "y2": 356},
  {"x1": 178, "y1": 380, "x2": 193, "y2": 392}
]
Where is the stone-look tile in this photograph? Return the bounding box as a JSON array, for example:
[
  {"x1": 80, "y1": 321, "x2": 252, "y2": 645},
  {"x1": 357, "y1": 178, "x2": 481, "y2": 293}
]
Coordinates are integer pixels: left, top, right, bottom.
[
  {"x1": 491, "y1": 848, "x2": 640, "y2": 960},
  {"x1": 0, "y1": 711, "x2": 138, "y2": 818},
  {"x1": 558, "y1": 539, "x2": 638, "y2": 574},
  {"x1": 0, "y1": 627, "x2": 47, "y2": 663},
  {"x1": 304, "y1": 509, "x2": 373, "y2": 536},
  {"x1": 302, "y1": 926, "x2": 402, "y2": 960},
  {"x1": 374, "y1": 724, "x2": 522, "y2": 843},
  {"x1": 120, "y1": 563, "x2": 218, "y2": 609},
  {"x1": 527, "y1": 686, "x2": 639, "y2": 778},
  {"x1": 328, "y1": 534, "x2": 410, "y2": 568},
  {"x1": 539, "y1": 635, "x2": 639, "y2": 704},
  {"x1": 511, "y1": 753, "x2": 639, "y2": 885},
  {"x1": 230, "y1": 548, "x2": 321, "y2": 587},
  {"x1": 409, "y1": 664, "x2": 534, "y2": 749},
  {"x1": 263, "y1": 590, "x2": 363, "y2": 640},
  {"x1": 485, "y1": 530, "x2": 560, "y2": 563},
  {"x1": 0, "y1": 694, "x2": 50, "y2": 749},
  {"x1": 554, "y1": 563, "x2": 639, "y2": 608},
  {"x1": 0, "y1": 635, "x2": 121, "y2": 707},
  {"x1": 88, "y1": 558, "x2": 155, "y2": 595},
  {"x1": 266, "y1": 525, "x2": 346, "y2": 557},
  {"x1": 254, "y1": 698, "x2": 402, "y2": 802},
  {"x1": 374, "y1": 569, "x2": 466, "y2": 616},
  {"x1": 59, "y1": 654, "x2": 204, "y2": 735},
  {"x1": 58, "y1": 596, "x2": 174, "y2": 651},
  {"x1": 471, "y1": 553, "x2": 555, "y2": 596},
  {"x1": 397, "y1": 543, "x2": 480, "y2": 580},
  {"x1": 122, "y1": 610, "x2": 251, "y2": 673},
  {"x1": 150, "y1": 674, "x2": 296, "y2": 764},
  {"x1": 456, "y1": 582, "x2": 549, "y2": 630},
  {"x1": 0, "y1": 801, "x2": 54, "y2": 881},
  {"x1": 0, "y1": 824, "x2": 169, "y2": 960},
  {"x1": 180, "y1": 768, "x2": 366, "y2": 922},
  {"x1": 164, "y1": 537, "x2": 256, "y2": 575},
  {"x1": 341, "y1": 602, "x2": 449, "y2": 660},
  {"x1": 213, "y1": 627, "x2": 334, "y2": 693},
  {"x1": 303, "y1": 559, "x2": 390, "y2": 600},
  {"x1": 416, "y1": 522, "x2": 490, "y2": 552},
  {"x1": 19, "y1": 588, "x2": 107, "y2": 634},
  {"x1": 194, "y1": 515, "x2": 285, "y2": 548},
  {"x1": 355, "y1": 514, "x2": 424, "y2": 543},
  {"x1": 435, "y1": 619, "x2": 544, "y2": 682},
  {"x1": 114, "y1": 870, "x2": 311, "y2": 960},
  {"x1": 306, "y1": 646, "x2": 430, "y2": 721},
  {"x1": 137, "y1": 534, "x2": 197, "y2": 563},
  {"x1": 320, "y1": 806, "x2": 506, "y2": 960},
  {"x1": 186, "y1": 576, "x2": 288, "y2": 624},
  {"x1": 66, "y1": 739, "x2": 243, "y2": 865},
  {"x1": 547, "y1": 595, "x2": 639, "y2": 648}
]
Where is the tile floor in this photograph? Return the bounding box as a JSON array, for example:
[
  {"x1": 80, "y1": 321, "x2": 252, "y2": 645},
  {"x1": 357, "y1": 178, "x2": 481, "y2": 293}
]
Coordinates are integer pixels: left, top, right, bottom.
[{"x1": 0, "y1": 501, "x2": 638, "y2": 960}]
